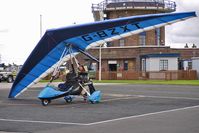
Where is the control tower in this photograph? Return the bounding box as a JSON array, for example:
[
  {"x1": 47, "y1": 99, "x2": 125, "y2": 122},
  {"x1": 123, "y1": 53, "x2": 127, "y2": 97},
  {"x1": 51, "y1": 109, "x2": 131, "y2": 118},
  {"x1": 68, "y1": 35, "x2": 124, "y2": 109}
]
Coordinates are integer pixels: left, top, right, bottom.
[{"x1": 92, "y1": 0, "x2": 176, "y2": 47}]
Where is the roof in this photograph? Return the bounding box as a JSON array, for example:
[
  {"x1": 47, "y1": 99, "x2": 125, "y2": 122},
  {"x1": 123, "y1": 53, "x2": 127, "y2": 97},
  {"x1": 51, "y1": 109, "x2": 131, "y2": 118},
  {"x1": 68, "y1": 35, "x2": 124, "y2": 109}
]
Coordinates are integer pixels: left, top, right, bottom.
[
  {"x1": 141, "y1": 53, "x2": 180, "y2": 58},
  {"x1": 192, "y1": 57, "x2": 199, "y2": 60}
]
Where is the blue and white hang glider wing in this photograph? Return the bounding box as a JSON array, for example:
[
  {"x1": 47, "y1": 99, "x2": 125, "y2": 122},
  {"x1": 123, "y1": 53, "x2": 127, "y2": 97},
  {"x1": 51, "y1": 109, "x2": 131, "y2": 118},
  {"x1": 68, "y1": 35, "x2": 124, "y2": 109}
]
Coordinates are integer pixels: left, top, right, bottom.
[{"x1": 9, "y1": 11, "x2": 196, "y2": 98}]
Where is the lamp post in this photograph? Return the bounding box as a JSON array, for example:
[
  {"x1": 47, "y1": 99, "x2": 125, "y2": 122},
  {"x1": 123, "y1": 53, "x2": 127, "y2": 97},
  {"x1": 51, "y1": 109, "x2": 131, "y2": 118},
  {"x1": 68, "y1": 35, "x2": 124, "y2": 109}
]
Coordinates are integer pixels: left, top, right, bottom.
[
  {"x1": 99, "y1": 44, "x2": 102, "y2": 81},
  {"x1": 40, "y1": 14, "x2": 42, "y2": 38},
  {"x1": 0, "y1": 54, "x2": 2, "y2": 64}
]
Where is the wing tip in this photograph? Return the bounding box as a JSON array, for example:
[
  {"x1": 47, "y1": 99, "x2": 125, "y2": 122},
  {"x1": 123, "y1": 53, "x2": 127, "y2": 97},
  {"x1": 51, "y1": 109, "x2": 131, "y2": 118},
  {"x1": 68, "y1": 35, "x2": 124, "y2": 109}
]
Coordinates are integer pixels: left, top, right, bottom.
[
  {"x1": 8, "y1": 94, "x2": 15, "y2": 99},
  {"x1": 8, "y1": 89, "x2": 16, "y2": 98},
  {"x1": 187, "y1": 11, "x2": 197, "y2": 17},
  {"x1": 193, "y1": 11, "x2": 197, "y2": 17},
  {"x1": 8, "y1": 83, "x2": 16, "y2": 98},
  {"x1": 184, "y1": 11, "x2": 197, "y2": 17}
]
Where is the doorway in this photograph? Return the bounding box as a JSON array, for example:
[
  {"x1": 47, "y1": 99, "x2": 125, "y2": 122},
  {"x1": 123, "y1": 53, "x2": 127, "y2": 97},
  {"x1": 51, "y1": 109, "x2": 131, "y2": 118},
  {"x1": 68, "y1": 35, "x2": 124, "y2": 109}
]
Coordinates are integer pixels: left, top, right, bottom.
[{"x1": 108, "y1": 60, "x2": 117, "y2": 71}]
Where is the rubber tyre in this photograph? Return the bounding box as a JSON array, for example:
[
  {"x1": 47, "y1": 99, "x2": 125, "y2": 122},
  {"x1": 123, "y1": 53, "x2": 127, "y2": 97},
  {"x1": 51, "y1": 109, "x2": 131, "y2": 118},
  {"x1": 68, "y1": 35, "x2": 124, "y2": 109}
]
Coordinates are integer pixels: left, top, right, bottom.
[
  {"x1": 65, "y1": 97, "x2": 72, "y2": 103},
  {"x1": 90, "y1": 101, "x2": 95, "y2": 104},
  {"x1": 7, "y1": 76, "x2": 13, "y2": 83},
  {"x1": 41, "y1": 99, "x2": 50, "y2": 106}
]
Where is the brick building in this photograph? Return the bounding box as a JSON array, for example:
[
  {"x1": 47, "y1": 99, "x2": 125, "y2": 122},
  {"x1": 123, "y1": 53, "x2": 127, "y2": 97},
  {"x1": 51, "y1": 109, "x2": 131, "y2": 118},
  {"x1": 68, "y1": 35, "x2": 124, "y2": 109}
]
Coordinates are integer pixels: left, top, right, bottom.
[{"x1": 78, "y1": 0, "x2": 199, "y2": 80}]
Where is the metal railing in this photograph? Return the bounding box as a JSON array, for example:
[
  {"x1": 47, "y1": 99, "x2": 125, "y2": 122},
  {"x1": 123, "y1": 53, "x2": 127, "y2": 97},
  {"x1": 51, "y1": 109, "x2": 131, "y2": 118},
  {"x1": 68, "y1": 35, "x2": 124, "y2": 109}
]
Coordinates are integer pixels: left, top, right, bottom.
[{"x1": 92, "y1": 0, "x2": 176, "y2": 12}]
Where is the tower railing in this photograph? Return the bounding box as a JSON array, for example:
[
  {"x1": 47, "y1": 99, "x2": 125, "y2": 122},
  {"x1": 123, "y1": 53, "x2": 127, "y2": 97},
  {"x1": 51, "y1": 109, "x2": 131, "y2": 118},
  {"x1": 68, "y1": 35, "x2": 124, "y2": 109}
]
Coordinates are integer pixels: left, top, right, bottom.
[{"x1": 92, "y1": 0, "x2": 176, "y2": 12}]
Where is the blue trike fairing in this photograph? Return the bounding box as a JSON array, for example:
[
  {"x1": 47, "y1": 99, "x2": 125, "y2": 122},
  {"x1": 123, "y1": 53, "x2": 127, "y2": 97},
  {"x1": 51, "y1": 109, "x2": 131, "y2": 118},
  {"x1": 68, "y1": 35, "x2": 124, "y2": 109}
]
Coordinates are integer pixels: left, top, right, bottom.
[
  {"x1": 89, "y1": 91, "x2": 101, "y2": 103},
  {"x1": 38, "y1": 86, "x2": 72, "y2": 99}
]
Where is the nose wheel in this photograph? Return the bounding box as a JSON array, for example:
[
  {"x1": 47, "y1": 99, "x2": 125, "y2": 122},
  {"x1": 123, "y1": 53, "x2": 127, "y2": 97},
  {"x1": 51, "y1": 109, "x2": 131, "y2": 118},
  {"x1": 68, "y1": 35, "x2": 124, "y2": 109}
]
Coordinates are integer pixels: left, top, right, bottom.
[{"x1": 41, "y1": 99, "x2": 51, "y2": 106}]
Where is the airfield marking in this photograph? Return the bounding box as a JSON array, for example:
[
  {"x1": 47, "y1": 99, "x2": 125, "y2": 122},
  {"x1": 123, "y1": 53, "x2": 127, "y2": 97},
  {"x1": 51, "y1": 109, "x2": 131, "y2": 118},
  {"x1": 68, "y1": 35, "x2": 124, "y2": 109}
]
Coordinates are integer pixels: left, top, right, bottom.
[
  {"x1": 0, "y1": 118, "x2": 88, "y2": 126},
  {"x1": 131, "y1": 95, "x2": 199, "y2": 100},
  {"x1": 103, "y1": 94, "x2": 199, "y2": 101},
  {"x1": 55, "y1": 94, "x2": 199, "y2": 108},
  {"x1": 101, "y1": 96, "x2": 139, "y2": 102},
  {"x1": 0, "y1": 96, "x2": 136, "y2": 107},
  {"x1": 1, "y1": 94, "x2": 199, "y2": 107},
  {"x1": 0, "y1": 105, "x2": 198, "y2": 126},
  {"x1": 103, "y1": 93, "x2": 132, "y2": 97},
  {"x1": 55, "y1": 96, "x2": 140, "y2": 108},
  {"x1": 86, "y1": 105, "x2": 199, "y2": 126},
  {"x1": 57, "y1": 94, "x2": 199, "y2": 108},
  {"x1": 0, "y1": 103, "x2": 39, "y2": 106}
]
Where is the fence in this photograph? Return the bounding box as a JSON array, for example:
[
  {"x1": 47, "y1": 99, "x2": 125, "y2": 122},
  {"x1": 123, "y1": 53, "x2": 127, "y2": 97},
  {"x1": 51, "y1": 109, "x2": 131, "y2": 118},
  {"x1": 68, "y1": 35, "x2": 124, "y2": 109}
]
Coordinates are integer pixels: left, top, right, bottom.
[
  {"x1": 95, "y1": 70, "x2": 198, "y2": 80},
  {"x1": 44, "y1": 70, "x2": 197, "y2": 80}
]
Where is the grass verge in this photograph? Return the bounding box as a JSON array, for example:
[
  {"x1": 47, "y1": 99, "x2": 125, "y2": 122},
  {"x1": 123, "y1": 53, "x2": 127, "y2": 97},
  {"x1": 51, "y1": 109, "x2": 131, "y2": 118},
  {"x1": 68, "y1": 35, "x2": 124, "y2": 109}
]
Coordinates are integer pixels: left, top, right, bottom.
[
  {"x1": 40, "y1": 79, "x2": 199, "y2": 86},
  {"x1": 93, "y1": 80, "x2": 199, "y2": 86}
]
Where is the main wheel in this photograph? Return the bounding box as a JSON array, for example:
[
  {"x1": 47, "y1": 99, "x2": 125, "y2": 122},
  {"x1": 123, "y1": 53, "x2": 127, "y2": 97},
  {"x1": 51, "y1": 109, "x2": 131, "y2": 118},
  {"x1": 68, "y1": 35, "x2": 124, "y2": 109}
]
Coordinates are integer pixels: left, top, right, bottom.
[
  {"x1": 64, "y1": 96, "x2": 72, "y2": 103},
  {"x1": 41, "y1": 99, "x2": 50, "y2": 106},
  {"x1": 90, "y1": 101, "x2": 95, "y2": 104}
]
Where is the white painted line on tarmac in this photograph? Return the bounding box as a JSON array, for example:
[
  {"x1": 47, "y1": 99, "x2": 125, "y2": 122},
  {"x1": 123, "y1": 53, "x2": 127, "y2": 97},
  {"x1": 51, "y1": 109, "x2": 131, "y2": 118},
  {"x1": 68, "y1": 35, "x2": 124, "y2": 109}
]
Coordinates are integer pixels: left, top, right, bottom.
[
  {"x1": 0, "y1": 118, "x2": 88, "y2": 126},
  {"x1": 104, "y1": 93, "x2": 132, "y2": 97},
  {"x1": 85, "y1": 105, "x2": 199, "y2": 126},
  {"x1": 101, "y1": 96, "x2": 139, "y2": 102},
  {"x1": 132, "y1": 95, "x2": 199, "y2": 100},
  {"x1": 56, "y1": 96, "x2": 139, "y2": 108},
  {"x1": 1, "y1": 105, "x2": 198, "y2": 126},
  {"x1": 102, "y1": 93, "x2": 199, "y2": 101}
]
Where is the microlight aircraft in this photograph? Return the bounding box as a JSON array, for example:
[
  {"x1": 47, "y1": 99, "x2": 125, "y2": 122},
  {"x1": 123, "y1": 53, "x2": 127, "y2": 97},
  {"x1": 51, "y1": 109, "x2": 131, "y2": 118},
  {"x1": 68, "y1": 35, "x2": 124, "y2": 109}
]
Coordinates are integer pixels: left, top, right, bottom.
[{"x1": 8, "y1": 12, "x2": 197, "y2": 105}]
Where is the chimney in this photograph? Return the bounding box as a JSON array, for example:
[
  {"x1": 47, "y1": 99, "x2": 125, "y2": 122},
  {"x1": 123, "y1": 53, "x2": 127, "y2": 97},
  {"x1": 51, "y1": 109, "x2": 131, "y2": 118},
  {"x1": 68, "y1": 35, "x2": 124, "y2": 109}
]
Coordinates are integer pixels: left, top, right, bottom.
[
  {"x1": 192, "y1": 44, "x2": 197, "y2": 48},
  {"x1": 184, "y1": 43, "x2": 188, "y2": 48}
]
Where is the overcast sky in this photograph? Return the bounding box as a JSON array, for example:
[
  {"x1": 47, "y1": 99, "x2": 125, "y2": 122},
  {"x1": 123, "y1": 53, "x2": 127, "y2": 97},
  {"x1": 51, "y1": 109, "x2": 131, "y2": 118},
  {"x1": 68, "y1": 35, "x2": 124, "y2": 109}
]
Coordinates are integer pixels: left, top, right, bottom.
[
  {"x1": 166, "y1": 0, "x2": 199, "y2": 48},
  {"x1": 0, "y1": 0, "x2": 198, "y2": 64}
]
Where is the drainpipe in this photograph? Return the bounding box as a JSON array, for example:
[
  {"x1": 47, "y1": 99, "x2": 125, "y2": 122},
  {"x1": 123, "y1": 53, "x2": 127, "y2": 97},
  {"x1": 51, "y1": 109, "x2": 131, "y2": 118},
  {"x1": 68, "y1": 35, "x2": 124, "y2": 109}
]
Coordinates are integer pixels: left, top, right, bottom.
[{"x1": 99, "y1": 44, "x2": 102, "y2": 81}]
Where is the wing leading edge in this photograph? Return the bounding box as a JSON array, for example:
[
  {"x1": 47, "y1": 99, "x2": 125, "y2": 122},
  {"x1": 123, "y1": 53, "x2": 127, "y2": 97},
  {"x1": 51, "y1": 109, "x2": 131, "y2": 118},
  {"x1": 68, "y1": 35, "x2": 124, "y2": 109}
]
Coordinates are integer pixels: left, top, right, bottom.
[{"x1": 9, "y1": 11, "x2": 197, "y2": 98}]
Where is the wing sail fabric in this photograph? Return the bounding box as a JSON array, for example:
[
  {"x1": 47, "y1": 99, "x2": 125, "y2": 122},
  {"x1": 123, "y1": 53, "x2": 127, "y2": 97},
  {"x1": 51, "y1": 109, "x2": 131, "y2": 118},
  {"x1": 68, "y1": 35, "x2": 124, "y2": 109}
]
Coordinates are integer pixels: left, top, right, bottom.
[{"x1": 9, "y1": 11, "x2": 196, "y2": 98}]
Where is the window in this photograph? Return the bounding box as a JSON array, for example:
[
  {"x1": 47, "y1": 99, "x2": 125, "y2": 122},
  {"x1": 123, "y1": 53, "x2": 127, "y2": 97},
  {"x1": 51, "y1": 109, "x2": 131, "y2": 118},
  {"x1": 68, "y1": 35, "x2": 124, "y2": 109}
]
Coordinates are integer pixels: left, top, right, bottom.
[
  {"x1": 155, "y1": 28, "x2": 161, "y2": 46},
  {"x1": 188, "y1": 61, "x2": 192, "y2": 69},
  {"x1": 106, "y1": 42, "x2": 112, "y2": 47},
  {"x1": 109, "y1": 64, "x2": 117, "y2": 71},
  {"x1": 89, "y1": 62, "x2": 97, "y2": 71},
  {"x1": 142, "y1": 59, "x2": 146, "y2": 71},
  {"x1": 139, "y1": 32, "x2": 146, "y2": 46},
  {"x1": 108, "y1": 60, "x2": 117, "y2": 71},
  {"x1": 119, "y1": 39, "x2": 125, "y2": 47},
  {"x1": 124, "y1": 60, "x2": 128, "y2": 70},
  {"x1": 160, "y1": 60, "x2": 168, "y2": 71}
]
